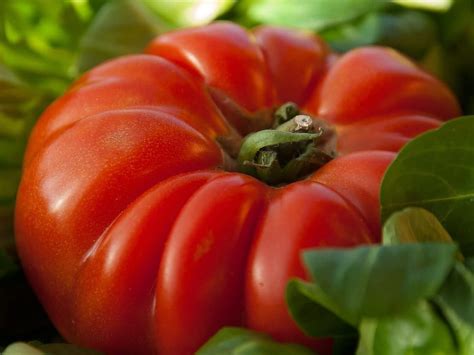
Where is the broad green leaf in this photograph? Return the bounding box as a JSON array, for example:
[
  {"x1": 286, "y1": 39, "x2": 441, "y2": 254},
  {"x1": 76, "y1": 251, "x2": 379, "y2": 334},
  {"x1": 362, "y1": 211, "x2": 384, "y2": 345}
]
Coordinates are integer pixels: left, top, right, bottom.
[
  {"x1": 435, "y1": 262, "x2": 474, "y2": 329},
  {"x1": 239, "y1": 0, "x2": 390, "y2": 31},
  {"x1": 381, "y1": 116, "x2": 474, "y2": 256},
  {"x1": 196, "y1": 327, "x2": 315, "y2": 355},
  {"x1": 356, "y1": 301, "x2": 457, "y2": 355},
  {"x1": 286, "y1": 278, "x2": 358, "y2": 335},
  {"x1": 3, "y1": 342, "x2": 102, "y2": 355},
  {"x1": 302, "y1": 243, "x2": 456, "y2": 322},
  {"x1": 76, "y1": 0, "x2": 168, "y2": 72}
]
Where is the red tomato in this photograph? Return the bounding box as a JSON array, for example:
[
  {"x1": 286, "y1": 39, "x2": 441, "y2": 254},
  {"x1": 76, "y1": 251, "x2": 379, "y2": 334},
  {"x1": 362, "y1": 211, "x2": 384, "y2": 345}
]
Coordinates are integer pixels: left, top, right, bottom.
[{"x1": 15, "y1": 22, "x2": 460, "y2": 354}]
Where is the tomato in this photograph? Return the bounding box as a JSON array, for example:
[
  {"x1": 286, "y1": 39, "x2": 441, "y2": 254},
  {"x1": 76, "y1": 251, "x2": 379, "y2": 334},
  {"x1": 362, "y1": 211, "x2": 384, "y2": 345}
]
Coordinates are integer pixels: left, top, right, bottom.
[{"x1": 15, "y1": 22, "x2": 460, "y2": 354}]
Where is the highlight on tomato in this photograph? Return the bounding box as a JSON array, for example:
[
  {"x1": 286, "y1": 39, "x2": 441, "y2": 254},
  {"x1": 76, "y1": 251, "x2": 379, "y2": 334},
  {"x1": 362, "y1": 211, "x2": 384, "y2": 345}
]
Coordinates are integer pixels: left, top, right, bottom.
[{"x1": 15, "y1": 22, "x2": 460, "y2": 354}]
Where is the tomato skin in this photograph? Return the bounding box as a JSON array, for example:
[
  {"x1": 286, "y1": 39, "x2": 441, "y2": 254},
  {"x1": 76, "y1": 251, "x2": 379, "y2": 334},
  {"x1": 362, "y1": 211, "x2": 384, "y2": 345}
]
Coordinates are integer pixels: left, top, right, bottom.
[
  {"x1": 15, "y1": 22, "x2": 460, "y2": 355},
  {"x1": 245, "y1": 182, "x2": 373, "y2": 352},
  {"x1": 253, "y1": 26, "x2": 328, "y2": 105},
  {"x1": 335, "y1": 113, "x2": 442, "y2": 155},
  {"x1": 146, "y1": 22, "x2": 275, "y2": 134},
  {"x1": 146, "y1": 23, "x2": 274, "y2": 113},
  {"x1": 312, "y1": 46, "x2": 460, "y2": 124},
  {"x1": 310, "y1": 151, "x2": 396, "y2": 241},
  {"x1": 23, "y1": 55, "x2": 231, "y2": 165},
  {"x1": 69, "y1": 172, "x2": 219, "y2": 353},
  {"x1": 154, "y1": 173, "x2": 268, "y2": 354},
  {"x1": 15, "y1": 109, "x2": 222, "y2": 336}
]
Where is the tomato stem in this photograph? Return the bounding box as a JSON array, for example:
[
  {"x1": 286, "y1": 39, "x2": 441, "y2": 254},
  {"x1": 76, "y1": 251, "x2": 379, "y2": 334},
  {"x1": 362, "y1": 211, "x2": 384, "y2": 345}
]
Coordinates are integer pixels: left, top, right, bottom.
[
  {"x1": 237, "y1": 102, "x2": 336, "y2": 185},
  {"x1": 273, "y1": 101, "x2": 300, "y2": 127}
]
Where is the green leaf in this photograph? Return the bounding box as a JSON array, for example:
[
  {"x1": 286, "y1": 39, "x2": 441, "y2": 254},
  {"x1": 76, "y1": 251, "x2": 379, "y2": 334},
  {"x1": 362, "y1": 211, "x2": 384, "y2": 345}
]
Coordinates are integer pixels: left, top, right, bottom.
[
  {"x1": 143, "y1": 0, "x2": 235, "y2": 27},
  {"x1": 286, "y1": 279, "x2": 357, "y2": 336},
  {"x1": 321, "y1": 10, "x2": 436, "y2": 58},
  {"x1": 356, "y1": 301, "x2": 457, "y2": 355},
  {"x1": 381, "y1": 116, "x2": 474, "y2": 256},
  {"x1": 3, "y1": 342, "x2": 102, "y2": 355},
  {"x1": 320, "y1": 12, "x2": 381, "y2": 52},
  {"x1": 302, "y1": 243, "x2": 456, "y2": 323},
  {"x1": 392, "y1": 0, "x2": 453, "y2": 12},
  {"x1": 76, "y1": 0, "x2": 168, "y2": 72},
  {"x1": 436, "y1": 298, "x2": 474, "y2": 355},
  {"x1": 435, "y1": 262, "x2": 474, "y2": 329},
  {"x1": 383, "y1": 207, "x2": 454, "y2": 244},
  {"x1": 375, "y1": 10, "x2": 437, "y2": 59},
  {"x1": 240, "y1": 0, "x2": 390, "y2": 31},
  {"x1": 196, "y1": 327, "x2": 315, "y2": 355},
  {"x1": 433, "y1": 261, "x2": 474, "y2": 354},
  {"x1": 383, "y1": 207, "x2": 465, "y2": 261}
]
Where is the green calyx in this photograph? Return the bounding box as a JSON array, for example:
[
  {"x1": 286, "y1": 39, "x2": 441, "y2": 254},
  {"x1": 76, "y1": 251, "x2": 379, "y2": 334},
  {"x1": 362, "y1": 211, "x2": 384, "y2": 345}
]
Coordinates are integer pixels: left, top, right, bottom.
[{"x1": 237, "y1": 103, "x2": 335, "y2": 185}]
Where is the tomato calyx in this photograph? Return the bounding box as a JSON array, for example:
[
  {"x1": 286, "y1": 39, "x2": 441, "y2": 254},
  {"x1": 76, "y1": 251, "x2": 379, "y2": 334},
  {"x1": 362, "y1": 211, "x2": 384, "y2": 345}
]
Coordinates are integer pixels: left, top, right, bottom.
[{"x1": 237, "y1": 102, "x2": 336, "y2": 185}]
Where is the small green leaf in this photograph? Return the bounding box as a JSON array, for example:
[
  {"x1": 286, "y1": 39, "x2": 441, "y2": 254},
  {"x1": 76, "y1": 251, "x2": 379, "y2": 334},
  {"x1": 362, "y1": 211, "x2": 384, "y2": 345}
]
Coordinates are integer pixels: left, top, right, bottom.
[
  {"x1": 381, "y1": 116, "x2": 474, "y2": 256},
  {"x1": 239, "y1": 0, "x2": 390, "y2": 31},
  {"x1": 196, "y1": 327, "x2": 315, "y2": 355},
  {"x1": 383, "y1": 207, "x2": 454, "y2": 244},
  {"x1": 302, "y1": 243, "x2": 456, "y2": 322},
  {"x1": 356, "y1": 301, "x2": 457, "y2": 355},
  {"x1": 286, "y1": 279, "x2": 357, "y2": 336}
]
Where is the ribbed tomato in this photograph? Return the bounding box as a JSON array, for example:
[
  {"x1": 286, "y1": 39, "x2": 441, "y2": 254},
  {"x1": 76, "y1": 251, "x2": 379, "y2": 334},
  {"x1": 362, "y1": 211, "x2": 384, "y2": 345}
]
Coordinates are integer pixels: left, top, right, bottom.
[{"x1": 15, "y1": 22, "x2": 460, "y2": 354}]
